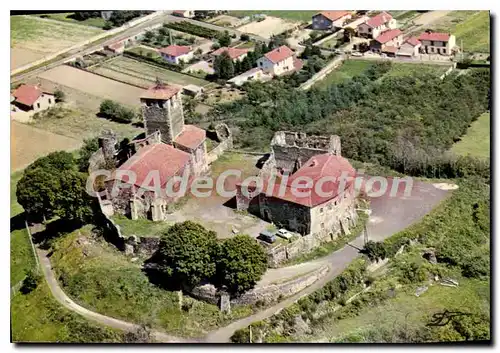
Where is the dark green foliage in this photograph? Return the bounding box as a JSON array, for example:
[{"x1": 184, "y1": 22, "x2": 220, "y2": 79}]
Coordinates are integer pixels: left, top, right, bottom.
[
  {"x1": 54, "y1": 89, "x2": 65, "y2": 102},
  {"x1": 217, "y1": 30, "x2": 232, "y2": 47},
  {"x1": 99, "y1": 100, "x2": 135, "y2": 123},
  {"x1": 77, "y1": 138, "x2": 100, "y2": 172},
  {"x1": 215, "y1": 235, "x2": 268, "y2": 294},
  {"x1": 162, "y1": 21, "x2": 219, "y2": 39},
  {"x1": 156, "y1": 221, "x2": 218, "y2": 288},
  {"x1": 240, "y1": 33, "x2": 250, "y2": 41},
  {"x1": 123, "y1": 51, "x2": 182, "y2": 72},
  {"x1": 26, "y1": 151, "x2": 75, "y2": 173},
  {"x1": 362, "y1": 240, "x2": 387, "y2": 262},
  {"x1": 214, "y1": 51, "x2": 235, "y2": 80},
  {"x1": 231, "y1": 327, "x2": 250, "y2": 343},
  {"x1": 20, "y1": 269, "x2": 40, "y2": 294}
]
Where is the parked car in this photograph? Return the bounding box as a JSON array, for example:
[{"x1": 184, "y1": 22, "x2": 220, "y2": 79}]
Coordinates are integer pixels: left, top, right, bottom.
[
  {"x1": 351, "y1": 52, "x2": 363, "y2": 57},
  {"x1": 276, "y1": 229, "x2": 292, "y2": 240},
  {"x1": 258, "y1": 230, "x2": 276, "y2": 244}
]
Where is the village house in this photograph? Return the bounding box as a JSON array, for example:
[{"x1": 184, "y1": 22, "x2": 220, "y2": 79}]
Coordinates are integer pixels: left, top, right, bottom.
[
  {"x1": 172, "y1": 10, "x2": 196, "y2": 18},
  {"x1": 370, "y1": 28, "x2": 403, "y2": 54},
  {"x1": 256, "y1": 45, "x2": 302, "y2": 77},
  {"x1": 105, "y1": 41, "x2": 125, "y2": 54},
  {"x1": 103, "y1": 83, "x2": 208, "y2": 221},
  {"x1": 418, "y1": 31, "x2": 456, "y2": 55},
  {"x1": 397, "y1": 37, "x2": 421, "y2": 57},
  {"x1": 211, "y1": 47, "x2": 249, "y2": 62},
  {"x1": 11, "y1": 84, "x2": 56, "y2": 113},
  {"x1": 312, "y1": 11, "x2": 352, "y2": 30},
  {"x1": 227, "y1": 67, "x2": 271, "y2": 86},
  {"x1": 236, "y1": 132, "x2": 358, "y2": 239},
  {"x1": 158, "y1": 45, "x2": 193, "y2": 65},
  {"x1": 357, "y1": 11, "x2": 397, "y2": 39}
]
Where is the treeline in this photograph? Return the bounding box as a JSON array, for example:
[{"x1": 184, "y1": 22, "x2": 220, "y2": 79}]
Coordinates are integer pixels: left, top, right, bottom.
[
  {"x1": 72, "y1": 11, "x2": 151, "y2": 29},
  {"x1": 210, "y1": 62, "x2": 490, "y2": 179}
]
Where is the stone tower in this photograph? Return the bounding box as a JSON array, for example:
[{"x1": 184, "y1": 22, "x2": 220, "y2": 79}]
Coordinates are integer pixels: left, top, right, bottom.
[
  {"x1": 99, "y1": 129, "x2": 117, "y2": 166},
  {"x1": 140, "y1": 81, "x2": 184, "y2": 145}
]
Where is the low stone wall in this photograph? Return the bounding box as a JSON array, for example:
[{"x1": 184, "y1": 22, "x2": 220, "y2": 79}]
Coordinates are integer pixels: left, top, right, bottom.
[
  {"x1": 300, "y1": 55, "x2": 345, "y2": 90},
  {"x1": 207, "y1": 123, "x2": 233, "y2": 164},
  {"x1": 190, "y1": 265, "x2": 329, "y2": 306}
]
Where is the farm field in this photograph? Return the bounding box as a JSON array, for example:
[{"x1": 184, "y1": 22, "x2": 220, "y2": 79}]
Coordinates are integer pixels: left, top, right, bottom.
[
  {"x1": 93, "y1": 56, "x2": 211, "y2": 88},
  {"x1": 38, "y1": 65, "x2": 145, "y2": 107},
  {"x1": 237, "y1": 16, "x2": 300, "y2": 39},
  {"x1": 34, "y1": 13, "x2": 107, "y2": 28},
  {"x1": 229, "y1": 11, "x2": 318, "y2": 22},
  {"x1": 10, "y1": 15, "x2": 103, "y2": 70},
  {"x1": 10, "y1": 120, "x2": 81, "y2": 172},
  {"x1": 451, "y1": 112, "x2": 490, "y2": 159},
  {"x1": 423, "y1": 11, "x2": 490, "y2": 53}
]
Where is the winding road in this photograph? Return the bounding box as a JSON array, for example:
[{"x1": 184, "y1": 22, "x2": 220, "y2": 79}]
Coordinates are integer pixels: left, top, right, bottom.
[{"x1": 35, "y1": 178, "x2": 450, "y2": 343}]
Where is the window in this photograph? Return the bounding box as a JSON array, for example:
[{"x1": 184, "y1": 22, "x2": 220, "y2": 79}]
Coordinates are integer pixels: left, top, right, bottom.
[
  {"x1": 320, "y1": 208, "x2": 324, "y2": 213},
  {"x1": 321, "y1": 223, "x2": 325, "y2": 229},
  {"x1": 48, "y1": 98, "x2": 52, "y2": 104},
  {"x1": 431, "y1": 47, "x2": 434, "y2": 53},
  {"x1": 368, "y1": 28, "x2": 372, "y2": 33},
  {"x1": 37, "y1": 103, "x2": 40, "y2": 109},
  {"x1": 430, "y1": 41, "x2": 434, "y2": 46}
]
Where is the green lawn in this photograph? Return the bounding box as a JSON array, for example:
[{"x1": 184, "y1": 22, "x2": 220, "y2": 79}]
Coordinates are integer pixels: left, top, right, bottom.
[
  {"x1": 111, "y1": 214, "x2": 172, "y2": 238},
  {"x1": 452, "y1": 112, "x2": 490, "y2": 159},
  {"x1": 382, "y1": 63, "x2": 450, "y2": 78},
  {"x1": 50, "y1": 225, "x2": 254, "y2": 337},
  {"x1": 315, "y1": 60, "x2": 374, "y2": 87},
  {"x1": 11, "y1": 171, "x2": 24, "y2": 217},
  {"x1": 11, "y1": 228, "x2": 35, "y2": 286},
  {"x1": 35, "y1": 13, "x2": 107, "y2": 29},
  {"x1": 228, "y1": 11, "x2": 318, "y2": 22}
]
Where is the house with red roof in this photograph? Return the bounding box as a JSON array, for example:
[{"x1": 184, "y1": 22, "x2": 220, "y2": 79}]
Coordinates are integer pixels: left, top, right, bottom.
[
  {"x1": 370, "y1": 28, "x2": 403, "y2": 54},
  {"x1": 312, "y1": 11, "x2": 352, "y2": 30},
  {"x1": 172, "y1": 10, "x2": 195, "y2": 18},
  {"x1": 357, "y1": 11, "x2": 397, "y2": 39},
  {"x1": 418, "y1": 31, "x2": 456, "y2": 55},
  {"x1": 235, "y1": 131, "x2": 358, "y2": 238},
  {"x1": 211, "y1": 47, "x2": 249, "y2": 62},
  {"x1": 397, "y1": 37, "x2": 422, "y2": 57},
  {"x1": 158, "y1": 45, "x2": 193, "y2": 65},
  {"x1": 11, "y1": 84, "x2": 55, "y2": 113},
  {"x1": 256, "y1": 45, "x2": 301, "y2": 76}
]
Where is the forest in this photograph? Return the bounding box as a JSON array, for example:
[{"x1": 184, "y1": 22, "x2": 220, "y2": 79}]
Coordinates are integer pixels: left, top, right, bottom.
[{"x1": 208, "y1": 63, "x2": 490, "y2": 178}]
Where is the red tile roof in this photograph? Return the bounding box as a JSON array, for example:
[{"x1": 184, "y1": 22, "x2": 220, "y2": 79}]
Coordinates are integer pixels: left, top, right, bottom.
[
  {"x1": 158, "y1": 45, "x2": 192, "y2": 57},
  {"x1": 174, "y1": 125, "x2": 206, "y2": 150},
  {"x1": 110, "y1": 143, "x2": 190, "y2": 188},
  {"x1": 418, "y1": 32, "x2": 451, "y2": 42},
  {"x1": 12, "y1": 84, "x2": 45, "y2": 106},
  {"x1": 211, "y1": 47, "x2": 249, "y2": 60},
  {"x1": 238, "y1": 153, "x2": 356, "y2": 207},
  {"x1": 375, "y1": 29, "x2": 402, "y2": 44},
  {"x1": 315, "y1": 11, "x2": 351, "y2": 22},
  {"x1": 173, "y1": 10, "x2": 186, "y2": 15},
  {"x1": 365, "y1": 11, "x2": 393, "y2": 28},
  {"x1": 141, "y1": 84, "x2": 181, "y2": 100},
  {"x1": 405, "y1": 36, "x2": 421, "y2": 46},
  {"x1": 264, "y1": 45, "x2": 294, "y2": 64}
]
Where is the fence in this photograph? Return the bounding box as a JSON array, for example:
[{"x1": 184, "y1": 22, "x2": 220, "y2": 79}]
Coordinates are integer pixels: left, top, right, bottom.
[{"x1": 299, "y1": 55, "x2": 345, "y2": 90}]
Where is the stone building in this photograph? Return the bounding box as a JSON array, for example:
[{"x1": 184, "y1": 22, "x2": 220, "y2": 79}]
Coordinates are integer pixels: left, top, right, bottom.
[
  {"x1": 102, "y1": 82, "x2": 208, "y2": 220},
  {"x1": 236, "y1": 131, "x2": 358, "y2": 241}
]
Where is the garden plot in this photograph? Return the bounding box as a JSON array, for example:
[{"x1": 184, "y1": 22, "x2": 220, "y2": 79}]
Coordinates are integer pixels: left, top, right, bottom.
[
  {"x1": 93, "y1": 56, "x2": 211, "y2": 88},
  {"x1": 237, "y1": 16, "x2": 300, "y2": 39},
  {"x1": 206, "y1": 14, "x2": 243, "y2": 28},
  {"x1": 10, "y1": 15, "x2": 102, "y2": 70}
]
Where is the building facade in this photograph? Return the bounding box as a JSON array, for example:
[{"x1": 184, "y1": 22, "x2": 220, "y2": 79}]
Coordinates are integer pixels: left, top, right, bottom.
[
  {"x1": 11, "y1": 84, "x2": 56, "y2": 113},
  {"x1": 158, "y1": 45, "x2": 194, "y2": 65},
  {"x1": 257, "y1": 45, "x2": 297, "y2": 76},
  {"x1": 312, "y1": 11, "x2": 352, "y2": 30},
  {"x1": 418, "y1": 32, "x2": 456, "y2": 55},
  {"x1": 357, "y1": 11, "x2": 397, "y2": 39}
]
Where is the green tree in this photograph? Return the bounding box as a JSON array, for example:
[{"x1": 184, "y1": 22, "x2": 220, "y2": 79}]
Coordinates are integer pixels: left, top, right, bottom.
[
  {"x1": 26, "y1": 151, "x2": 75, "y2": 173},
  {"x1": 217, "y1": 30, "x2": 232, "y2": 47},
  {"x1": 54, "y1": 89, "x2": 65, "y2": 102},
  {"x1": 214, "y1": 51, "x2": 235, "y2": 80},
  {"x1": 55, "y1": 170, "x2": 96, "y2": 224},
  {"x1": 216, "y1": 235, "x2": 268, "y2": 294},
  {"x1": 77, "y1": 138, "x2": 100, "y2": 172},
  {"x1": 143, "y1": 30, "x2": 155, "y2": 43},
  {"x1": 362, "y1": 241, "x2": 387, "y2": 262},
  {"x1": 156, "y1": 221, "x2": 218, "y2": 288},
  {"x1": 20, "y1": 269, "x2": 40, "y2": 294},
  {"x1": 99, "y1": 99, "x2": 120, "y2": 118}
]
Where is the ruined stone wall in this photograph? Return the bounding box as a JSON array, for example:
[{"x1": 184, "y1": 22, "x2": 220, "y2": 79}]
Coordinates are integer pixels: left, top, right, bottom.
[
  {"x1": 169, "y1": 94, "x2": 184, "y2": 139},
  {"x1": 259, "y1": 196, "x2": 311, "y2": 235},
  {"x1": 272, "y1": 144, "x2": 329, "y2": 173},
  {"x1": 142, "y1": 103, "x2": 174, "y2": 144}
]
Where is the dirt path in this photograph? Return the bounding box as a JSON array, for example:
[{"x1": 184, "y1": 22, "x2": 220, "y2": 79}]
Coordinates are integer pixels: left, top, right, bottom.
[
  {"x1": 403, "y1": 10, "x2": 452, "y2": 35},
  {"x1": 36, "y1": 248, "x2": 191, "y2": 343}
]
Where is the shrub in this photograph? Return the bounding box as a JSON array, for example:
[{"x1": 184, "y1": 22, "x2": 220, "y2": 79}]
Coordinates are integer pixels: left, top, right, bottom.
[
  {"x1": 54, "y1": 89, "x2": 65, "y2": 102},
  {"x1": 20, "y1": 270, "x2": 40, "y2": 294}
]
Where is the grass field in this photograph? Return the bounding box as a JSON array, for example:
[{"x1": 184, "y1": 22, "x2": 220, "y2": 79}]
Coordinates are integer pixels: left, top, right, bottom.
[
  {"x1": 111, "y1": 215, "x2": 172, "y2": 238},
  {"x1": 315, "y1": 60, "x2": 451, "y2": 88},
  {"x1": 11, "y1": 15, "x2": 103, "y2": 69},
  {"x1": 426, "y1": 11, "x2": 490, "y2": 53},
  {"x1": 49, "y1": 225, "x2": 253, "y2": 337},
  {"x1": 451, "y1": 112, "x2": 490, "y2": 159},
  {"x1": 35, "y1": 13, "x2": 107, "y2": 28},
  {"x1": 95, "y1": 55, "x2": 211, "y2": 88},
  {"x1": 314, "y1": 277, "x2": 490, "y2": 342},
  {"x1": 10, "y1": 228, "x2": 35, "y2": 286},
  {"x1": 228, "y1": 11, "x2": 318, "y2": 22}
]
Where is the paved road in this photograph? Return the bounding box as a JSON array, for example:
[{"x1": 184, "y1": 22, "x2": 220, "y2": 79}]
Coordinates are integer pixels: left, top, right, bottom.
[{"x1": 34, "y1": 178, "x2": 450, "y2": 343}]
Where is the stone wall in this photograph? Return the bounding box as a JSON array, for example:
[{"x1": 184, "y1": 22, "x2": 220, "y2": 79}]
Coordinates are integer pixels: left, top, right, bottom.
[
  {"x1": 142, "y1": 103, "x2": 174, "y2": 144},
  {"x1": 189, "y1": 265, "x2": 329, "y2": 306},
  {"x1": 259, "y1": 196, "x2": 311, "y2": 235},
  {"x1": 206, "y1": 123, "x2": 233, "y2": 164}
]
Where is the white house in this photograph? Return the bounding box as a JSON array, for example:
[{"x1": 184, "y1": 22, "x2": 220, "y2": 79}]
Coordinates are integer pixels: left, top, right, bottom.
[
  {"x1": 172, "y1": 10, "x2": 195, "y2": 18},
  {"x1": 158, "y1": 45, "x2": 193, "y2": 65},
  {"x1": 397, "y1": 37, "x2": 421, "y2": 57},
  {"x1": 418, "y1": 32, "x2": 456, "y2": 55},
  {"x1": 357, "y1": 11, "x2": 397, "y2": 39},
  {"x1": 256, "y1": 45, "x2": 298, "y2": 76},
  {"x1": 11, "y1": 84, "x2": 56, "y2": 113}
]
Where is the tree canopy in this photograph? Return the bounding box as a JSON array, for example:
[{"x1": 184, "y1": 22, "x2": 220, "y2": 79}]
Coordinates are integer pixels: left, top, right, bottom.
[{"x1": 213, "y1": 51, "x2": 235, "y2": 80}]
